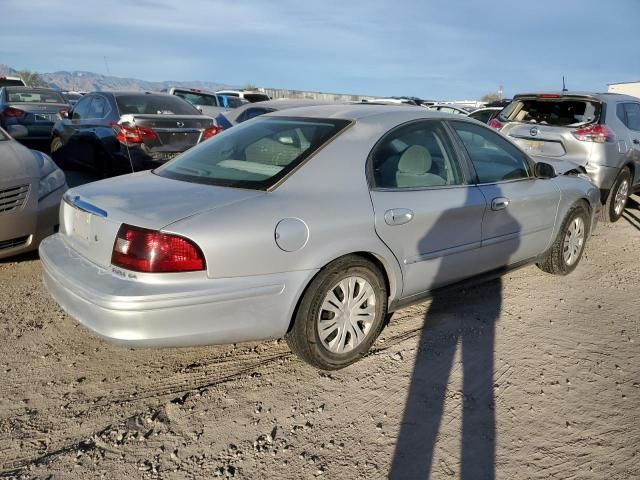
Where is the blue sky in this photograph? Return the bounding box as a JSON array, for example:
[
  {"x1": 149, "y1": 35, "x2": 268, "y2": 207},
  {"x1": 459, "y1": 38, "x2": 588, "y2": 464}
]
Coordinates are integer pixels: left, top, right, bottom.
[{"x1": 2, "y1": 0, "x2": 639, "y2": 99}]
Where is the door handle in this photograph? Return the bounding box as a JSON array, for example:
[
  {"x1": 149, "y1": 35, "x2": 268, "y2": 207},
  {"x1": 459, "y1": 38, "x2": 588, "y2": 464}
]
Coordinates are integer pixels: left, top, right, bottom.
[
  {"x1": 491, "y1": 197, "x2": 510, "y2": 211},
  {"x1": 384, "y1": 208, "x2": 414, "y2": 226},
  {"x1": 633, "y1": 139, "x2": 639, "y2": 145}
]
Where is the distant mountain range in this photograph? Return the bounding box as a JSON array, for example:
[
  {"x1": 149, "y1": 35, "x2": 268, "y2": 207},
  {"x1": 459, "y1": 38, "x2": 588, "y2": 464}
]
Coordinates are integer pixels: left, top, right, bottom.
[{"x1": 0, "y1": 64, "x2": 235, "y2": 93}]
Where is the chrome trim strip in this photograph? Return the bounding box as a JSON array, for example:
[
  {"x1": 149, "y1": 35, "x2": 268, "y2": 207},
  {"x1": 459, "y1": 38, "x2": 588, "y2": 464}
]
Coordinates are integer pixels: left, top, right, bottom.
[
  {"x1": 405, "y1": 240, "x2": 482, "y2": 264},
  {"x1": 65, "y1": 194, "x2": 108, "y2": 218}
]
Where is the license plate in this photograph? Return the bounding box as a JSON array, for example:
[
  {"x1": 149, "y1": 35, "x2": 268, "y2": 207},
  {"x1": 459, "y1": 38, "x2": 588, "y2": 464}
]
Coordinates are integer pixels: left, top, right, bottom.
[
  {"x1": 35, "y1": 113, "x2": 53, "y2": 122},
  {"x1": 72, "y1": 209, "x2": 92, "y2": 242},
  {"x1": 525, "y1": 140, "x2": 544, "y2": 151}
]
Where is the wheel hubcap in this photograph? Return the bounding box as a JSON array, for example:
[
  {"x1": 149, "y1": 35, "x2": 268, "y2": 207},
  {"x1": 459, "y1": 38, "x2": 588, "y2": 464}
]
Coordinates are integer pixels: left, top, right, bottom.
[
  {"x1": 563, "y1": 216, "x2": 585, "y2": 266},
  {"x1": 317, "y1": 276, "x2": 376, "y2": 354},
  {"x1": 614, "y1": 179, "x2": 629, "y2": 215}
]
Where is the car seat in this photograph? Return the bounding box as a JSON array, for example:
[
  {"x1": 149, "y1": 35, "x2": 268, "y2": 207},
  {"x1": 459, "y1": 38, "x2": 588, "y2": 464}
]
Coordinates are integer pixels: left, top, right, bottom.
[{"x1": 396, "y1": 145, "x2": 446, "y2": 188}]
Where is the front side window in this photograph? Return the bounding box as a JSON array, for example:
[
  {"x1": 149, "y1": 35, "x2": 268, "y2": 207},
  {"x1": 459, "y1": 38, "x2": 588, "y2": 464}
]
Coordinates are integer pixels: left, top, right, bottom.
[
  {"x1": 451, "y1": 121, "x2": 532, "y2": 183},
  {"x1": 155, "y1": 117, "x2": 350, "y2": 190},
  {"x1": 87, "y1": 96, "x2": 109, "y2": 119},
  {"x1": 370, "y1": 121, "x2": 463, "y2": 189}
]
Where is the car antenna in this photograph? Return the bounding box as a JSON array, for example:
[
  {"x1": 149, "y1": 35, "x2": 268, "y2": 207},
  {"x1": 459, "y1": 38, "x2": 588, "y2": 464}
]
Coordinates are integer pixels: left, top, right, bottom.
[{"x1": 562, "y1": 76, "x2": 568, "y2": 92}]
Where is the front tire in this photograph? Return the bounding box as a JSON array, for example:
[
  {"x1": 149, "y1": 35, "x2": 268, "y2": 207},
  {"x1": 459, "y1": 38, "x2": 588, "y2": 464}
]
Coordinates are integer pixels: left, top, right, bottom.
[
  {"x1": 50, "y1": 136, "x2": 67, "y2": 168},
  {"x1": 537, "y1": 202, "x2": 589, "y2": 275},
  {"x1": 603, "y1": 167, "x2": 631, "y2": 223},
  {"x1": 286, "y1": 256, "x2": 388, "y2": 370}
]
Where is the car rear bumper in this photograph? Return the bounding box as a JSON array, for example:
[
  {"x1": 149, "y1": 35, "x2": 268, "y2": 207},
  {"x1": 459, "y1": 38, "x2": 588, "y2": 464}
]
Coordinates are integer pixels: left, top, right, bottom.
[
  {"x1": 0, "y1": 185, "x2": 64, "y2": 259},
  {"x1": 39, "y1": 234, "x2": 316, "y2": 347}
]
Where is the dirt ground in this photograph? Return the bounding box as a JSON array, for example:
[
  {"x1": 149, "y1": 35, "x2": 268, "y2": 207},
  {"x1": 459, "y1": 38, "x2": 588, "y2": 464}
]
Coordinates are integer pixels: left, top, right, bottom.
[{"x1": 1, "y1": 197, "x2": 639, "y2": 480}]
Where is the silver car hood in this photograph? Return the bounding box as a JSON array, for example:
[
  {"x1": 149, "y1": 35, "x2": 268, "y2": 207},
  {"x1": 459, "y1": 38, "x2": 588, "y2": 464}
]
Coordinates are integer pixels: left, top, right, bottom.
[
  {"x1": 67, "y1": 171, "x2": 264, "y2": 230},
  {"x1": 0, "y1": 140, "x2": 40, "y2": 185}
]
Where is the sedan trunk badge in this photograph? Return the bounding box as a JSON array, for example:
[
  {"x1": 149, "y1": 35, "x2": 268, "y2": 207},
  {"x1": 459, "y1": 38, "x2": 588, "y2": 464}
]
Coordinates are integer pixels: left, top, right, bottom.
[
  {"x1": 176, "y1": 121, "x2": 185, "y2": 127},
  {"x1": 530, "y1": 127, "x2": 539, "y2": 137}
]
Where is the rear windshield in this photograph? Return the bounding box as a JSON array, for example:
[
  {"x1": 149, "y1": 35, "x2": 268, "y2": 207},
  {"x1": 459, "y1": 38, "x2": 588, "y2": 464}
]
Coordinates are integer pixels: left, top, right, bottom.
[
  {"x1": 155, "y1": 117, "x2": 351, "y2": 190},
  {"x1": 0, "y1": 78, "x2": 25, "y2": 87},
  {"x1": 6, "y1": 89, "x2": 65, "y2": 104},
  {"x1": 116, "y1": 94, "x2": 200, "y2": 115},
  {"x1": 172, "y1": 90, "x2": 218, "y2": 107},
  {"x1": 244, "y1": 93, "x2": 270, "y2": 103},
  {"x1": 499, "y1": 97, "x2": 601, "y2": 127}
]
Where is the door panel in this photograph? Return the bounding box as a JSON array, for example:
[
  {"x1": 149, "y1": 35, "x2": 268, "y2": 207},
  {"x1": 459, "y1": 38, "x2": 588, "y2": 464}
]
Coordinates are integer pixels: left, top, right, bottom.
[
  {"x1": 370, "y1": 187, "x2": 487, "y2": 298},
  {"x1": 478, "y1": 180, "x2": 560, "y2": 266}
]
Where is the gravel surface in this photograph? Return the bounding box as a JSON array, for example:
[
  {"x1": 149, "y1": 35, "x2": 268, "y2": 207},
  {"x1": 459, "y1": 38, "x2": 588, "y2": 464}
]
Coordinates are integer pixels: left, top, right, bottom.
[{"x1": 0, "y1": 197, "x2": 639, "y2": 479}]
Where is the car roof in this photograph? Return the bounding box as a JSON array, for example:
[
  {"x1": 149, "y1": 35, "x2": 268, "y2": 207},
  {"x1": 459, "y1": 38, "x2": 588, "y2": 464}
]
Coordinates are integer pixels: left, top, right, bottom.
[
  {"x1": 2, "y1": 86, "x2": 60, "y2": 92},
  {"x1": 265, "y1": 103, "x2": 458, "y2": 122},
  {"x1": 513, "y1": 91, "x2": 640, "y2": 102}
]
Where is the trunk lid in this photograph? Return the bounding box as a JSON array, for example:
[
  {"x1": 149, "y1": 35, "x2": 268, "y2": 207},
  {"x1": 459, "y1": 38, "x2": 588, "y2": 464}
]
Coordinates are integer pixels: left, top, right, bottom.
[
  {"x1": 120, "y1": 114, "x2": 214, "y2": 163},
  {"x1": 60, "y1": 171, "x2": 263, "y2": 268},
  {"x1": 9, "y1": 102, "x2": 68, "y2": 123}
]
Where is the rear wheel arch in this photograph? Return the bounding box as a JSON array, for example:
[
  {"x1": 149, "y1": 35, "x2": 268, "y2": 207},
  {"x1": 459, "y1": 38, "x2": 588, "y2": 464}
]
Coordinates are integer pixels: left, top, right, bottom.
[{"x1": 285, "y1": 251, "x2": 395, "y2": 334}]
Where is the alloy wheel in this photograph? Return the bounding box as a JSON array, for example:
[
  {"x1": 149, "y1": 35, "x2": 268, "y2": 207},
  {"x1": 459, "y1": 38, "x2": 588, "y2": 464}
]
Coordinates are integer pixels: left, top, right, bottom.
[{"x1": 563, "y1": 216, "x2": 585, "y2": 266}]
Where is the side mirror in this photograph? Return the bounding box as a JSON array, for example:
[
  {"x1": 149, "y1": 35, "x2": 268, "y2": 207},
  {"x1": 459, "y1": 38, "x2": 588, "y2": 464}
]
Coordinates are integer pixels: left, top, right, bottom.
[
  {"x1": 59, "y1": 108, "x2": 70, "y2": 119},
  {"x1": 535, "y1": 161, "x2": 556, "y2": 179}
]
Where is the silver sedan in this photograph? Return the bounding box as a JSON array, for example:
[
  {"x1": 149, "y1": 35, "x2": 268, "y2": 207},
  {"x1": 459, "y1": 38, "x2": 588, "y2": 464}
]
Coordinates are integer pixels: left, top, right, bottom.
[
  {"x1": 40, "y1": 105, "x2": 601, "y2": 369},
  {"x1": 0, "y1": 128, "x2": 67, "y2": 259}
]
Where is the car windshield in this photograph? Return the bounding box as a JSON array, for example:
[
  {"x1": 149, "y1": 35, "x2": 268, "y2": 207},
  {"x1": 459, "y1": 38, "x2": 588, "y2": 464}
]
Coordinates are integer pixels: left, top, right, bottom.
[
  {"x1": 7, "y1": 89, "x2": 65, "y2": 104},
  {"x1": 155, "y1": 116, "x2": 351, "y2": 190},
  {"x1": 499, "y1": 97, "x2": 601, "y2": 127},
  {"x1": 116, "y1": 94, "x2": 200, "y2": 115},
  {"x1": 173, "y1": 90, "x2": 218, "y2": 107},
  {"x1": 0, "y1": 78, "x2": 25, "y2": 87}
]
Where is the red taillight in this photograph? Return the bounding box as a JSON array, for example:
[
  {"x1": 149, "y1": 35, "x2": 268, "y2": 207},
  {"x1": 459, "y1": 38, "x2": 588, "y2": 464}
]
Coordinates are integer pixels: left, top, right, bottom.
[
  {"x1": 112, "y1": 123, "x2": 157, "y2": 145},
  {"x1": 202, "y1": 125, "x2": 223, "y2": 140},
  {"x1": 3, "y1": 107, "x2": 25, "y2": 118},
  {"x1": 111, "y1": 224, "x2": 205, "y2": 273},
  {"x1": 538, "y1": 93, "x2": 562, "y2": 98},
  {"x1": 488, "y1": 118, "x2": 503, "y2": 130},
  {"x1": 572, "y1": 124, "x2": 615, "y2": 143}
]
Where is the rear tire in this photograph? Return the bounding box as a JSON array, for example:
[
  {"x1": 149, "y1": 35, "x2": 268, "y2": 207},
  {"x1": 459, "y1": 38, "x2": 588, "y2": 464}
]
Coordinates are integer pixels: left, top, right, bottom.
[
  {"x1": 286, "y1": 256, "x2": 387, "y2": 370},
  {"x1": 603, "y1": 167, "x2": 631, "y2": 223},
  {"x1": 537, "y1": 202, "x2": 589, "y2": 275}
]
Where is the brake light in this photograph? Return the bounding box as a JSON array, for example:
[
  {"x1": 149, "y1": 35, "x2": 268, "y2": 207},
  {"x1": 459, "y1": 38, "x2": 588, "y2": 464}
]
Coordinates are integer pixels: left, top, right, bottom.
[
  {"x1": 202, "y1": 125, "x2": 223, "y2": 140},
  {"x1": 3, "y1": 107, "x2": 25, "y2": 118},
  {"x1": 538, "y1": 93, "x2": 562, "y2": 98},
  {"x1": 488, "y1": 118, "x2": 503, "y2": 130},
  {"x1": 572, "y1": 124, "x2": 615, "y2": 143},
  {"x1": 111, "y1": 224, "x2": 205, "y2": 273},
  {"x1": 111, "y1": 123, "x2": 157, "y2": 145}
]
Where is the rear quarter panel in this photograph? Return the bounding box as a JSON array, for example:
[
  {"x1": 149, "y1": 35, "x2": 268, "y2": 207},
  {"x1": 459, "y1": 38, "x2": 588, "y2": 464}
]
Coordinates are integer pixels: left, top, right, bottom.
[{"x1": 163, "y1": 119, "x2": 405, "y2": 301}]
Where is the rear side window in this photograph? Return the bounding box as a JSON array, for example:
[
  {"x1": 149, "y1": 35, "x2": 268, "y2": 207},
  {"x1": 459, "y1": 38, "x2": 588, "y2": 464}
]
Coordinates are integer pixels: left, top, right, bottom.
[
  {"x1": 500, "y1": 98, "x2": 600, "y2": 127},
  {"x1": 7, "y1": 89, "x2": 65, "y2": 104},
  {"x1": 622, "y1": 103, "x2": 640, "y2": 131},
  {"x1": 116, "y1": 95, "x2": 200, "y2": 115},
  {"x1": 370, "y1": 120, "x2": 463, "y2": 188},
  {"x1": 451, "y1": 121, "x2": 532, "y2": 183},
  {"x1": 71, "y1": 95, "x2": 92, "y2": 120},
  {"x1": 155, "y1": 117, "x2": 351, "y2": 190}
]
